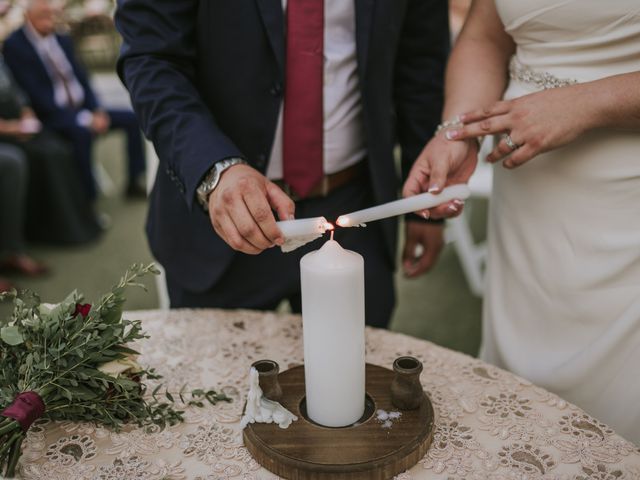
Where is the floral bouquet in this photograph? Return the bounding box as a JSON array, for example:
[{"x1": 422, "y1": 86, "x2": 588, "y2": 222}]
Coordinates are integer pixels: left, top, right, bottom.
[{"x1": 0, "y1": 263, "x2": 229, "y2": 478}]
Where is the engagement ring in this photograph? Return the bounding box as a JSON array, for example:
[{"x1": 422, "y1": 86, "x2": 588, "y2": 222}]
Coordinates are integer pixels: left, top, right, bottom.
[{"x1": 503, "y1": 134, "x2": 520, "y2": 150}]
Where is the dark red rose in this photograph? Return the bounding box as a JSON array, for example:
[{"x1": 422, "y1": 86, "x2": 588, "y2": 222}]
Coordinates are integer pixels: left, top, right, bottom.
[{"x1": 73, "y1": 303, "x2": 92, "y2": 318}]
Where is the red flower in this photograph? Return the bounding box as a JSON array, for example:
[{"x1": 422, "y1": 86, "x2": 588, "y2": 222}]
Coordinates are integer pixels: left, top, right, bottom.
[{"x1": 73, "y1": 303, "x2": 91, "y2": 318}]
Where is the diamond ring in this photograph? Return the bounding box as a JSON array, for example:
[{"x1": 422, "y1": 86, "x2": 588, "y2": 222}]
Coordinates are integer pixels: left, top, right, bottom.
[{"x1": 503, "y1": 134, "x2": 520, "y2": 150}]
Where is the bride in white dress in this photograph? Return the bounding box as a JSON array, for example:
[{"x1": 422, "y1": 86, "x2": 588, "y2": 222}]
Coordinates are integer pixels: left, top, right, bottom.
[{"x1": 403, "y1": 0, "x2": 640, "y2": 444}]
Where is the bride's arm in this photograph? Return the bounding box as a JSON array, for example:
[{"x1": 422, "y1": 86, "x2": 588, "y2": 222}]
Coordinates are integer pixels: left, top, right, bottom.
[
  {"x1": 442, "y1": 0, "x2": 515, "y2": 119},
  {"x1": 403, "y1": 0, "x2": 515, "y2": 218},
  {"x1": 591, "y1": 72, "x2": 640, "y2": 130},
  {"x1": 447, "y1": 70, "x2": 640, "y2": 168}
]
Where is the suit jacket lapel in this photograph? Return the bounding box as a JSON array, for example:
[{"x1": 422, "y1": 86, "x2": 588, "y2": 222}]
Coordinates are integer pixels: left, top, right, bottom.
[
  {"x1": 18, "y1": 28, "x2": 51, "y2": 84},
  {"x1": 255, "y1": 0, "x2": 285, "y2": 76},
  {"x1": 355, "y1": 0, "x2": 376, "y2": 82}
]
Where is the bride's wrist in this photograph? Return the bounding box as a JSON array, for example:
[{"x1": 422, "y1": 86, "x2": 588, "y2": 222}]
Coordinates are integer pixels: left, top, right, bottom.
[
  {"x1": 435, "y1": 116, "x2": 464, "y2": 135},
  {"x1": 436, "y1": 116, "x2": 482, "y2": 148}
]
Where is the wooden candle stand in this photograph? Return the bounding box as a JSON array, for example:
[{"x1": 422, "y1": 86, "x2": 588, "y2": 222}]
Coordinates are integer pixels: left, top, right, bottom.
[{"x1": 243, "y1": 363, "x2": 435, "y2": 479}]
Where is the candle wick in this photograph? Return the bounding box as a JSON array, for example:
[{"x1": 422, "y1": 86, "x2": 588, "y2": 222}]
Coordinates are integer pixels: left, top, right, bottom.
[{"x1": 330, "y1": 230, "x2": 335, "y2": 241}]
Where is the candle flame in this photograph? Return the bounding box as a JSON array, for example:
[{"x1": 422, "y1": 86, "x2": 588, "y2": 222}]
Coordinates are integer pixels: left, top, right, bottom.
[{"x1": 323, "y1": 222, "x2": 335, "y2": 241}]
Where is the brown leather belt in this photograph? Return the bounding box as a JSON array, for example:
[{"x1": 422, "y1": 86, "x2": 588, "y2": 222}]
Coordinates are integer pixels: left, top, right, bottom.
[{"x1": 273, "y1": 162, "x2": 365, "y2": 201}]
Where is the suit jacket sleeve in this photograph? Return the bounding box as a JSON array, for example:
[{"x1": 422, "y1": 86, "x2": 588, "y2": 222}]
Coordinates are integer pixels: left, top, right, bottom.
[
  {"x1": 59, "y1": 35, "x2": 100, "y2": 111},
  {"x1": 3, "y1": 34, "x2": 78, "y2": 130},
  {"x1": 394, "y1": 0, "x2": 449, "y2": 184},
  {"x1": 115, "y1": 0, "x2": 244, "y2": 209}
]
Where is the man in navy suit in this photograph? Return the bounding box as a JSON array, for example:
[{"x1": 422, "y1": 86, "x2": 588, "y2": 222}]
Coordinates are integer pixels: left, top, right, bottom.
[
  {"x1": 3, "y1": 0, "x2": 146, "y2": 200},
  {"x1": 116, "y1": 0, "x2": 450, "y2": 328}
]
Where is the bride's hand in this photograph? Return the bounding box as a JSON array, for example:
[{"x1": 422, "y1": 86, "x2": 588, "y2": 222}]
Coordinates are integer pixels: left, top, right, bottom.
[
  {"x1": 445, "y1": 86, "x2": 591, "y2": 168},
  {"x1": 403, "y1": 133, "x2": 478, "y2": 219}
]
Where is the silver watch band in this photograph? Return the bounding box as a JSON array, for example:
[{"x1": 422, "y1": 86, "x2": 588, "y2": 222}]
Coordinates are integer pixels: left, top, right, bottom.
[{"x1": 196, "y1": 157, "x2": 247, "y2": 211}]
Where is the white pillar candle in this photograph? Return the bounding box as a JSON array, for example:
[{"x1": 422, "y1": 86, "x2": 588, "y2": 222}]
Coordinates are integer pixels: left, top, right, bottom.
[
  {"x1": 336, "y1": 184, "x2": 471, "y2": 227},
  {"x1": 300, "y1": 239, "x2": 365, "y2": 427}
]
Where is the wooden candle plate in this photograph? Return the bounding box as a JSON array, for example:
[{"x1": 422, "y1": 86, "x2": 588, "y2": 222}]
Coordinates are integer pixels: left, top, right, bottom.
[{"x1": 243, "y1": 363, "x2": 435, "y2": 479}]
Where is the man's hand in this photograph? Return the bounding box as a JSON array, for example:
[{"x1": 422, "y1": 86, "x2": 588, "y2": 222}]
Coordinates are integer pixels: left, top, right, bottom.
[
  {"x1": 0, "y1": 119, "x2": 32, "y2": 141},
  {"x1": 403, "y1": 134, "x2": 478, "y2": 219},
  {"x1": 19, "y1": 108, "x2": 42, "y2": 136},
  {"x1": 90, "y1": 110, "x2": 110, "y2": 134},
  {"x1": 402, "y1": 221, "x2": 444, "y2": 278},
  {"x1": 208, "y1": 164, "x2": 295, "y2": 254}
]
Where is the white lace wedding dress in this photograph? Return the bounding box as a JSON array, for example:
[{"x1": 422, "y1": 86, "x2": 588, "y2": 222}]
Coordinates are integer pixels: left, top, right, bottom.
[{"x1": 482, "y1": 0, "x2": 640, "y2": 444}]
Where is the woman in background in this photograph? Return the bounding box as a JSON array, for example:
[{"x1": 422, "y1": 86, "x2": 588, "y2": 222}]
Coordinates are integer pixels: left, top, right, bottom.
[
  {"x1": 0, "y1": 55, "x2": 101, "y2": 247},
  {"x1": 0, "y1": 142, "x2": 47, "y2": 291}
]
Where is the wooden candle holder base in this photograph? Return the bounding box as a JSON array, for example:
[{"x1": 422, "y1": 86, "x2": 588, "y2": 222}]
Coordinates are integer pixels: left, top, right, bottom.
[{"x1": 243, "y1": 363, "x2": 435, "y2": 479}]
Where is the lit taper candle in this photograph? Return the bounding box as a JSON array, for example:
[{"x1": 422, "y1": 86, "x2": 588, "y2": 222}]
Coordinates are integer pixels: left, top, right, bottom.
[{"x1": 336, "y1": 184, "x2": 471, "y2": 227}]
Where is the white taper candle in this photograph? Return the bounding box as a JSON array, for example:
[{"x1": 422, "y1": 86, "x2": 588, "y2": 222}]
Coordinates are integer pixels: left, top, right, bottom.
[
  {"x1": 336, "y1": 184, "x2": 471, "y2": 227},
  {"x1": 276, "y1": 217, "x2": 331, "y2": 238},
  {"x1": 276, "y1": 217, "x2": 334, "y2": 253}
]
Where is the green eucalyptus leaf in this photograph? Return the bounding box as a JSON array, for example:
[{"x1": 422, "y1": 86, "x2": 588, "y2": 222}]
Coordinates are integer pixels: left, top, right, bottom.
[
  {"x1": 1, "y1": 325, "x2": 24, "y2": 346},
  {"x1": 0, "y1": 263, "x2": 231, "y2": 442}
]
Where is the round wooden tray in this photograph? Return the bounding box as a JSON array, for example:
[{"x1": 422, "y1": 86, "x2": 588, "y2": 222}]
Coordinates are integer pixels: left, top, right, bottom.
[{"x1": 243, "y1": 363, "x2": 435, "y2": 479}]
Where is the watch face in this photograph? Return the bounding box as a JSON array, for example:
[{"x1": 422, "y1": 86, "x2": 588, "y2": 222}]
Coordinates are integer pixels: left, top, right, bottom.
[{"x1": 197, "y1": 159, "x2": 246, "y2": 209}]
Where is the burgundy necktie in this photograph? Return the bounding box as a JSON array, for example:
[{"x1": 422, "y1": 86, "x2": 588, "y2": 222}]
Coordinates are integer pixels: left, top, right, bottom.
[{"x1": 282, "y1": 0, "x2": 324, "y2": 199}]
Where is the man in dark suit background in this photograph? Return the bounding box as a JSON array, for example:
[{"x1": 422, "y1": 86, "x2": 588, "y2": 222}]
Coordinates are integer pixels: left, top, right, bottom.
[
  {"x1": 3, "y1": 0, "x2": 146, "y2": 200},
  {"x1": 116, "y1": 0, "x2": 449, "y2": 328}
]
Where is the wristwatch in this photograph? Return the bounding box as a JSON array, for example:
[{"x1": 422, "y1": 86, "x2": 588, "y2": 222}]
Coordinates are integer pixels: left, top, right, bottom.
[{"x1": 196, "y1": 157, "x2": 247, "y2": 211}]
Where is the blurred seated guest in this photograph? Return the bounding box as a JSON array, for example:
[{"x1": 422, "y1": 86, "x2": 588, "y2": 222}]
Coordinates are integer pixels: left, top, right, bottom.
[
  {"x1": 0, "y1": 52, "x2": 101, "y2": 245},
  {"x1": 0, "y1": 143, "x2": 48, "y2": 280},
  {"x1": 0, "y1": 277, "x2": 13, "y2": 293},
  {"x1": 3, "y1": 0, "x2": 146, "y2": 200}
]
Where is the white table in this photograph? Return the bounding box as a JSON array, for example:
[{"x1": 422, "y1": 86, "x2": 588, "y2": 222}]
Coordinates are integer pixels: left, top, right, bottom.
[{"x1": 16, "y1": 309, "x2": 640, "y2": 479}]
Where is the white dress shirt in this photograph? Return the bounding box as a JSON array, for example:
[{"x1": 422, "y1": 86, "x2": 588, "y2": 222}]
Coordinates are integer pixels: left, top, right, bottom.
[{"x1": 266, "y1": 0, "x2": 367, "y2": 180}]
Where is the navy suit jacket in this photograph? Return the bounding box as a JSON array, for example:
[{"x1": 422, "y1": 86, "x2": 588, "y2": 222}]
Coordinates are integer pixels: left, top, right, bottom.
[
  {"x1": 3, "y1": 28, "x2": 99, "y2": 131},
  {"x1": 116, "y1": 0, "x2": 449, "y2": 292}
]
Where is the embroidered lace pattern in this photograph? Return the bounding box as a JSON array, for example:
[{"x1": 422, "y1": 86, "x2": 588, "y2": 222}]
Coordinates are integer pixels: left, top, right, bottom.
[{"x1": 13, "y1": 309, "x2": 640, "y2": 479}]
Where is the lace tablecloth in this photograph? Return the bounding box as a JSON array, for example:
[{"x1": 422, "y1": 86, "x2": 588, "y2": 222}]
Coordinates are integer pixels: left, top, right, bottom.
[{"x1": 17, "y1": 309, "x2": 640, "y2": 480}]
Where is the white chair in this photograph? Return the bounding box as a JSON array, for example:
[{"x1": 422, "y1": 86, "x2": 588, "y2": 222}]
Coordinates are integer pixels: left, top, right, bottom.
[
  {"x1": 91, "y1": 73, "x2": 132, "y2": 197},
  {"x1": 91, "y1": 73, "x2": 171, "y2": 308},
  {"x1": 444, "y1": 140, "x2": 493, "y2": 297},
  {"x1": 145, "y1": 141, "x2": 171, "y2": 310}
]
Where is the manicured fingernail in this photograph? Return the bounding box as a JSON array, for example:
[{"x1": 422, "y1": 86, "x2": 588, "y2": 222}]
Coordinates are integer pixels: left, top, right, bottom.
[
  {"x1": 275, "y1": 237, "x2": 284, "y2": 246},
  {"x1": 447, "y1": 204, "x2": 459, "y2": 212},
  {"x1": 421, "y1": 211, "x2": 430, "y2": 219},
  {"x1": 428, "y1": 185, "x2": 439, "y2": 193},
  {"x1": 453, "y1": 199, "x2": 465, "y2": 206},
  {"x1": 458, "y1": 114, "x2": 467, "y2": 122},
  {"x1": 445, "y1": 130, "x2": 459, "y2": 140}
]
